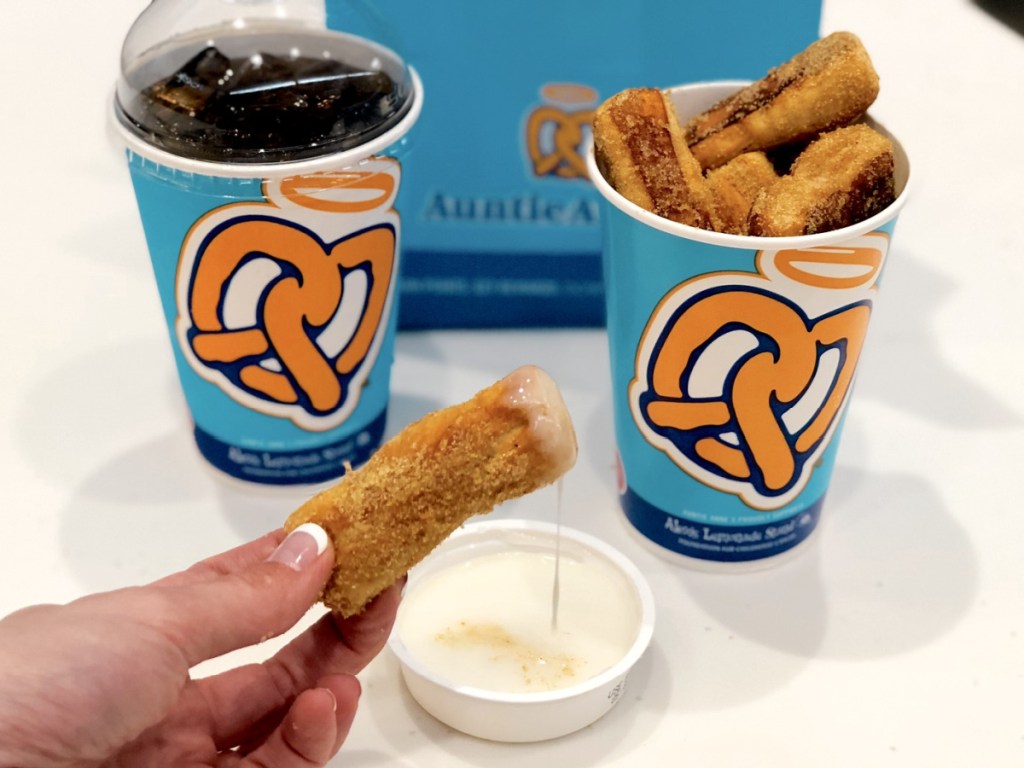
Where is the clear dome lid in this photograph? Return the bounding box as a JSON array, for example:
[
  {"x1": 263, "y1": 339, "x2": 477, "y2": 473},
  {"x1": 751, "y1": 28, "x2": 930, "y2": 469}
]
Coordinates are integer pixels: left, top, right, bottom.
[{"x1": 114, "y1": 0, "x2": 414, "y2": 164}]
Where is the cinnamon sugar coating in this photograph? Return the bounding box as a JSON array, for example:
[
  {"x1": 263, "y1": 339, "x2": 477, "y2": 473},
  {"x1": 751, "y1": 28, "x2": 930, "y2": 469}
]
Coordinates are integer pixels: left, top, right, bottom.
[
  {"x1": 748, "y1": 124, "x2": 895, "y2": 236},
  {"x1": 593, "y1": 88, "x2": 719, "y2": 229},
  {"x1": 284, "y1": 366, "x2": 577, "y2": 617},
  {"x1": 706, "y1": 152, "x2": 779, "y2": 234},
  {"x1": 684, "y1": 31, "x2": 879, "y2": 170}
]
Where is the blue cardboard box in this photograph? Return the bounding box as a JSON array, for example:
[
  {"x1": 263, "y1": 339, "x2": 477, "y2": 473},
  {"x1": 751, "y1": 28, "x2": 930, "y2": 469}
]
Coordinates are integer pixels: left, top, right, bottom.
[{"x1": 328, "y1": 0, "x2": 822, "y2": 328}]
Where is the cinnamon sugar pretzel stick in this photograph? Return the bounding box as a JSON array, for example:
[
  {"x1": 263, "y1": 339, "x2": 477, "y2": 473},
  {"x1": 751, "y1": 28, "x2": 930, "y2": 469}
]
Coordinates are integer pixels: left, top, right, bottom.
[
  {"x1": 284, "y1": 366, "x2": 578, "y2": 617},
  {"x1": 747, "y1": 124, "x2": 895, "y2": 236},
  {"x1": 705, "y1": 151, "x2": 779, "y2": 235},
  {"x1": 593, "y1": 87, "x2": 720, "y2": 230},
  {"x1": 684, "y1": 31, "x2": 880, "y2": 170}
]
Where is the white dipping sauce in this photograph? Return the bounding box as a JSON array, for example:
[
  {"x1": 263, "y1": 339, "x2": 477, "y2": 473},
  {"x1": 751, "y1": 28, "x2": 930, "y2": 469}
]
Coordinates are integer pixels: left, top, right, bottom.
[{"x1": 397, "y1": 548, "x2": 639, "y2": 694}]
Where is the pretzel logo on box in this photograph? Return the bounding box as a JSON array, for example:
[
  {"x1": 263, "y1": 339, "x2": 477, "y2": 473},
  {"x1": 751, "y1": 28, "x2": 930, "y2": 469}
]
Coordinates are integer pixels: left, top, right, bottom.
[
  {"x1": 525, "y1": 83, "x2": 597, "y2": 180},
  {"x1": 630, "y1": 233, "x2": 888, "y2": 510},
  {"x1": 175, "y1": 159, "x2": 401, "y2": 432}
]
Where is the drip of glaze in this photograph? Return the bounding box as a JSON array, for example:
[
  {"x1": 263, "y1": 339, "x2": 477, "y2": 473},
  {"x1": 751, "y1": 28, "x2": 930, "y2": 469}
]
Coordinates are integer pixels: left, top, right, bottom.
[{"x1": 551, "y1": 478, "x2": 563, "y2": 632}]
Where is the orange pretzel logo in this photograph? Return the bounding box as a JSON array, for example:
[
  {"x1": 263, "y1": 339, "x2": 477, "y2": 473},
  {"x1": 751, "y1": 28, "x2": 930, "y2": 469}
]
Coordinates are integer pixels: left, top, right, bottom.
[
  {"x1": 526, "y1": 83, "x2": 597, "y2": 180},
  {"x1": 631, "y1": 235, "x2": 887, "y2": 509},
  {"x1": 177, "y1": 161, "x2": 400, "y2": 430}
]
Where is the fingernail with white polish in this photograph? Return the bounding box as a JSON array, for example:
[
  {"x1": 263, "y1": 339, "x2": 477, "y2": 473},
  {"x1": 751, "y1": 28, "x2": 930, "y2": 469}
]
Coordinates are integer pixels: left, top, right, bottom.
[
  {"x1": 267, "y1": 523, "x2": 329, "y2": 571},
  {"x1": 322, "y1": 688, "x2": 338, "y2": 713}
]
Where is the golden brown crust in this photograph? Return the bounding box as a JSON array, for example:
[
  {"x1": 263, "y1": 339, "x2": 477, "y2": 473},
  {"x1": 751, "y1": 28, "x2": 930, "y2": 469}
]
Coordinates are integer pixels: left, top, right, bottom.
[
  {"x1": 747, "y1": 124, "x2": 895, "y2": 236},
  {"x1": 284, "y1": 366, "x2": 577, "y2": 617},
  {"x1": 684, "y1": 32, "x2": 880, "y2": 170},
  {"x1": 705, "y1": 152, "x2": 779, "y2": 234},
  {"x1": 593, "y1": 88, "x2": 720, "y2": 229}
]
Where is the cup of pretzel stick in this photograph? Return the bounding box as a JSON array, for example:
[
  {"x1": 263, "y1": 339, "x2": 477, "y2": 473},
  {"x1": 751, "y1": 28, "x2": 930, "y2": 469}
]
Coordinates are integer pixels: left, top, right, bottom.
[{"x1": 587, "y1": 33, "x2": 911, "y2": 569}]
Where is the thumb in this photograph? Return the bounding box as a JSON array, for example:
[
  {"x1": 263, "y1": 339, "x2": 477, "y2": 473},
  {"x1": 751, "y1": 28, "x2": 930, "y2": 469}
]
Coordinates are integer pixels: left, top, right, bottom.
[{"x1": 158, "y1": 523, "x2": 335, "y2": 666}]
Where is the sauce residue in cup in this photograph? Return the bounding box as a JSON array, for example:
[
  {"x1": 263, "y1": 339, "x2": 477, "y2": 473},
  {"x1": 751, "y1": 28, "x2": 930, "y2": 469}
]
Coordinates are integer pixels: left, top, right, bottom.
[{"x1": 397, "y1": 547, "x2": 639, "y2": 694}]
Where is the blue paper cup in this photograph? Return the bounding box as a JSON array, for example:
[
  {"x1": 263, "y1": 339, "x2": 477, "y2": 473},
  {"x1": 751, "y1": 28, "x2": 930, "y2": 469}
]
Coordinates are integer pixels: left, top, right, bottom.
[
  {"x1": 116, "y1": 71, "x2": 422, "y2": 487},
  {"x1": 588, "y1": 81, "x2": 911, "y2": 570}
]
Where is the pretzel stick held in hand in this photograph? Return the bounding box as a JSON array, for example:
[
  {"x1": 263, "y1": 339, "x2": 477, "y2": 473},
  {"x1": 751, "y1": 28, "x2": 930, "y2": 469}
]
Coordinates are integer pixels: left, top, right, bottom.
[{"x1": 285, "y1": 366, "x2": 578, "y2": 617}]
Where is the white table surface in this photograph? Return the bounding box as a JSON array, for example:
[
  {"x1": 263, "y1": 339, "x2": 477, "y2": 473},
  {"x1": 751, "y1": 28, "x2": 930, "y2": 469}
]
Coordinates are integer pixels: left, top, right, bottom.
[{"x1": 2, "y1": 1, "x2": 1022, "y2": 765}]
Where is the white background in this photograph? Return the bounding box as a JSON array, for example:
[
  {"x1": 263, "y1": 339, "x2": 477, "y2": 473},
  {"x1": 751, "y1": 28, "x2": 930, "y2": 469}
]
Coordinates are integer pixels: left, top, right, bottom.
[{"x1": 0, "y1": 1, "x2": 1021, "y2": 765}]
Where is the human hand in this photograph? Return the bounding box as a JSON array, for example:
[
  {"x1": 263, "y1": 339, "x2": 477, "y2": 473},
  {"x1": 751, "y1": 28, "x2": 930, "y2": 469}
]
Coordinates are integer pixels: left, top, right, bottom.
[{"x1": 0, "y1": 525, "x2": 403, "y2": 768}]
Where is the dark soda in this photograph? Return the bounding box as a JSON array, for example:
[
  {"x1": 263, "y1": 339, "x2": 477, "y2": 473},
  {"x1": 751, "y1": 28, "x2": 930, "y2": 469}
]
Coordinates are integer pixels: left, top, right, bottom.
[{"x1": 115, "y1": 28, "x2": 412, "y2": 163}]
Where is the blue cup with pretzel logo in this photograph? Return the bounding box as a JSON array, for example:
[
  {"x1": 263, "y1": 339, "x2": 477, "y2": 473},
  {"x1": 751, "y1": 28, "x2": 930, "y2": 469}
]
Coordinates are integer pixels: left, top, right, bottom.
[
  {"x1": 112, "y1": 9, "x2": 422, "y2": 487},
  {"x1": 588, "y1": 82, "x2": 911, "y2": 569}
]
